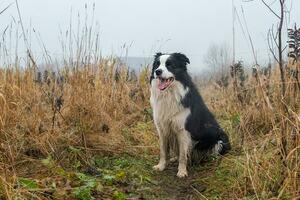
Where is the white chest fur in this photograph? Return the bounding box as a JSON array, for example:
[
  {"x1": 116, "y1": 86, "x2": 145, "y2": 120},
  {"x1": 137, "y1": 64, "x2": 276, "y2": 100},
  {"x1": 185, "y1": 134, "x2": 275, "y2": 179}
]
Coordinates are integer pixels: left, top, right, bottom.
[{"x1": 150, "y1": 79, "x2": 190, "y2": 132}]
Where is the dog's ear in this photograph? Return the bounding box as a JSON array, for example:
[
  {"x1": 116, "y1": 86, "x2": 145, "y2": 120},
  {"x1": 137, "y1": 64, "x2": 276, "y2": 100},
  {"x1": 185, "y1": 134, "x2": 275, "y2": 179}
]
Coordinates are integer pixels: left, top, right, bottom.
[
  {"x1": 150, "y1": 52, "x2": 163, "y2": 84},
  {"x1": 173, "y1": 53, "x2": 190, "y2": 65},
  {"x1": 154, "y1": 52, "x2": 163, "y2": 59}
]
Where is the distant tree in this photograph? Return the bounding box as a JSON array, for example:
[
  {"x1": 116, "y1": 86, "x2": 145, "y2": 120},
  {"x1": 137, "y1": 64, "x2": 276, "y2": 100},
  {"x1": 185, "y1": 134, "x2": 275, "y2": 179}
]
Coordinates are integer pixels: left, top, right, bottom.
[{"x1": 204, "y1": 43, "x2": 231, "y2": 85}]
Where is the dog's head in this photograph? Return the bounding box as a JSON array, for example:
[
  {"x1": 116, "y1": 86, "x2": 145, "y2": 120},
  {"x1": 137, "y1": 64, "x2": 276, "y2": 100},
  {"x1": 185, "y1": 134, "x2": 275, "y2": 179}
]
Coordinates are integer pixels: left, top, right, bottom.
[{"x1": 150, "y1": 52, "x2": 190, "y2": 91}]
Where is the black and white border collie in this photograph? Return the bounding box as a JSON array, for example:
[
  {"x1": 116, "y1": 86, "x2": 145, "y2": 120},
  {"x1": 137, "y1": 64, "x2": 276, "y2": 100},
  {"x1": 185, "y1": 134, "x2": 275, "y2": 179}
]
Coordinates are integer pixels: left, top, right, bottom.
[{"x1": 150, "y1": 52, "x2": 231, "y2": 178}]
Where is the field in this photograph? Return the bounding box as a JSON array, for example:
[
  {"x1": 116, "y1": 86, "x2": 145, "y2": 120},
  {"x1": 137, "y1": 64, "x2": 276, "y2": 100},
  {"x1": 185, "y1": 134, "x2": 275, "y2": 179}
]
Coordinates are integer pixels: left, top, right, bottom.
[
  {"x1": 0, "y1": 54, "x2": 299, "y2": 199},
  {"x1": 0, "y1": 6, "x2": 299, "y2": 197}
]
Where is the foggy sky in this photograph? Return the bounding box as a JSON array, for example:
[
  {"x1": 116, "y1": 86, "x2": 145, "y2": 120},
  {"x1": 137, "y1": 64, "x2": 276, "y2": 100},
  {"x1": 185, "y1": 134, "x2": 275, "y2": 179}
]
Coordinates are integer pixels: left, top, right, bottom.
[{"x1": 0, "y1": 0, "x2": 299, "y2": 72}]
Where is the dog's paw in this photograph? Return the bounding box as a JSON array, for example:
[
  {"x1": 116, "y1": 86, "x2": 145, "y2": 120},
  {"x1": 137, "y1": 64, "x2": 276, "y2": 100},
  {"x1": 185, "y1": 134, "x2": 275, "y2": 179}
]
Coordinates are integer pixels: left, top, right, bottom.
[
  {"x1": 153, "y1": 163, "x2": 166, "y2": 171},
  {"x1": 177, "y1": 169, "x2": 188, "y2": 178}
]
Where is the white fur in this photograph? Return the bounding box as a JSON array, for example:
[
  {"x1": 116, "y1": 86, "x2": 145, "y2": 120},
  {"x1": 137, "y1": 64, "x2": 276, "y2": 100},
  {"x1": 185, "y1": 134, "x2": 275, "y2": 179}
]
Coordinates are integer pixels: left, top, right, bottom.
[
  {"x1": 213, "y1": 140, "x2": 223, "y2": 155},
  {"x1": 154, "y1": 54, "x2": 174, "y2": 79},
  {"x1": 150, "y1": 78, "x2": 192, "y2": 178}
]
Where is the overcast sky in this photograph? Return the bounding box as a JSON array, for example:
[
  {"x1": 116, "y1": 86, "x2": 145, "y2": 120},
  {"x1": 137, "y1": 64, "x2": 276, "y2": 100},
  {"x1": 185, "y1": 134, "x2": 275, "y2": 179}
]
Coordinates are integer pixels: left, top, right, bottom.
[{"x1": 0, "y1": 0, "x2": 299, "y2": 71}]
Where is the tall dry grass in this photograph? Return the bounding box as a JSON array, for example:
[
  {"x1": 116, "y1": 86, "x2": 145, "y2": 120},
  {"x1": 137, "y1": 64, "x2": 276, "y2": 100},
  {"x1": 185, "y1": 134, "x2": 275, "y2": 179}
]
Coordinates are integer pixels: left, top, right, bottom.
[
  {"x1": 202, "y1": 61, "x2": 300, "y2": 199},
  {"x1": 0, "y1": 59, "x2": 157, "y2": 198},
  {"x1": 1, "y1": 59, "x2": 298, "y2": 199}
]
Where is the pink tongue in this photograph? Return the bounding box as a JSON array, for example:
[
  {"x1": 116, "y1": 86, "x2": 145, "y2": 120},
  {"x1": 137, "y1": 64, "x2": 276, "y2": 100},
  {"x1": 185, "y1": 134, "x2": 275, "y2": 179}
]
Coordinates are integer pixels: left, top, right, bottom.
[{"x1": 158, "y1": 80, "x2": 169, "y2": 90}]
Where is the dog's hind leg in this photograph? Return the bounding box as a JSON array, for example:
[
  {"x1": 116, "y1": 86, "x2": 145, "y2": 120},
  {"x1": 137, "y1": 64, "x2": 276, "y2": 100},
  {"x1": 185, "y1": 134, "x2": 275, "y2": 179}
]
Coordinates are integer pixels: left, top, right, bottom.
[
  {"x1": 176, "y1": 130, "x2": 192, "y2": 178},
  {"x1": 153, "y1": 128, "x2": 168, "y2": 171}
]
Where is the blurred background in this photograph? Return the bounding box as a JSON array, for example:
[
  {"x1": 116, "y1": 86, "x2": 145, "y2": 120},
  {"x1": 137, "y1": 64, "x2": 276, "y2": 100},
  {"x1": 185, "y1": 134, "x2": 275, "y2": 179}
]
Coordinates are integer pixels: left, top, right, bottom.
[{"x1": 0, "y1": 0, "x2": 299, "y2": 72}]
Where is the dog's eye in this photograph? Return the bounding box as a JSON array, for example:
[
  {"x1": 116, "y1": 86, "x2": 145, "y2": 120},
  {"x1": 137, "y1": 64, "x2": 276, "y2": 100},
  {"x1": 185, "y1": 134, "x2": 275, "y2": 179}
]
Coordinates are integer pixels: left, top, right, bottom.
[
  {"x1": 165, "y1": 61, "x2": 171, "y2": 66},
  {"x1": 155, "y1": 61, "x2": 160, "y2": 67}
]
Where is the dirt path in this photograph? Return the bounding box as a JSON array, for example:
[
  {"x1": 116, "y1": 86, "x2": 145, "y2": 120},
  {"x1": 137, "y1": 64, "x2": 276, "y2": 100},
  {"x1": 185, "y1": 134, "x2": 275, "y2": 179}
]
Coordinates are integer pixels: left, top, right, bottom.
[
  {"x1": 146, "y1": 158, "x2": 234, "y2": 199},
  {"x1": 93, "y1": 153, "x2": 237, "y2": 200}
]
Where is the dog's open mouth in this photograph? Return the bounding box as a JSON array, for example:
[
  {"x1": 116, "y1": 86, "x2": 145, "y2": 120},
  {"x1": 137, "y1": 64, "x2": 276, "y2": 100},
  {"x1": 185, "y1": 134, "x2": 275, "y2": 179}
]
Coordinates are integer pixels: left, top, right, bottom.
[{"x1": 158, "y1": 77, "x2": 174, "y2": 90}]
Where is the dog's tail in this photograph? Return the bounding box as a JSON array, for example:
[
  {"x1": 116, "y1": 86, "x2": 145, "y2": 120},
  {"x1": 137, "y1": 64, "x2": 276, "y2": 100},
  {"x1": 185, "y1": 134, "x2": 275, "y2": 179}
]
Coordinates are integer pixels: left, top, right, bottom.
[{"x1": 214, "y1": 131, "x2": 231, "y2": 155}]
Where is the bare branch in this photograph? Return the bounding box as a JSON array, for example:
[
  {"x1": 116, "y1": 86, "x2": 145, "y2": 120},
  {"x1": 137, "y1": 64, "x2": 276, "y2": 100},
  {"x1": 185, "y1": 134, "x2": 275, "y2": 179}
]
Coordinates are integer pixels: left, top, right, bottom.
[
  {"x1": 272, "y1": 24, "x2": 279, "y2": 41},
  {"x1": 271, "y1": 26, "x2": 279, "y2": 48},
  {"x1": 267, "y1": 29, "x2": 279, "y2": 63},
  {"x1": 281, "y1": 44, "x2": 287, "y2": 53},
  {"x1": 15, "y1": 0, "x2": 37, "y2": 68},
  {"x1": 261, "y1": 0, "x2": 281, "y2": 19},
  {"x1": 0, "y1": 3, "x2": 13, "y2": 15},
  {"x1": 241, "y1": 6, "x2": 258, "y2": 64}
]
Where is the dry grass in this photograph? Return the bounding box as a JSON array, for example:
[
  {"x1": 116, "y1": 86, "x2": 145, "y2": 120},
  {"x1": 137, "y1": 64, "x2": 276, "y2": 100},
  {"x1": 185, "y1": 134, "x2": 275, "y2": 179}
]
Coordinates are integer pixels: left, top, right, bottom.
[
  {"x1": 0, "y1": 61, "x2": 157, "y2": 199},
  {"x1": 0, "y1": 59, "x2": 299, "y2": 199},
  {"x1": 201, "y1": 63, "x2": 300, "y2": 199}
]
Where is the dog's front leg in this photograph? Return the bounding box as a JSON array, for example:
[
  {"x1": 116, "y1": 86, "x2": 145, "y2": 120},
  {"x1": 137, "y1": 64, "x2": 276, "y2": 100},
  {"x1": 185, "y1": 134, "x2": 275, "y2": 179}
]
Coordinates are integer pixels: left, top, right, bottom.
[
  {"x1": 176, "y1": 131, "x2": 191, "y2": 178},
  {"x1": 153, "y1": 130, "x2": 168, "y2": 171}
]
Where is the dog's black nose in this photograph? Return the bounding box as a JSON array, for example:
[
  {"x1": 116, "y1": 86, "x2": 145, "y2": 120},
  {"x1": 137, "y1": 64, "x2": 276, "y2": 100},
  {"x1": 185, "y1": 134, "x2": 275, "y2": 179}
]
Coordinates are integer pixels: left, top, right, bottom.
[{"x1": 155, "y1": 69, "x2": 162, "y2": 76}]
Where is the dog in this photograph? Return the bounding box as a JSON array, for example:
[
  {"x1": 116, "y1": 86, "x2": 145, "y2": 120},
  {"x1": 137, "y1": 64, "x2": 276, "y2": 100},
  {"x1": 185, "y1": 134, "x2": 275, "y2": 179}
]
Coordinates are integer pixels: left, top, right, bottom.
[{"x1": 150, "y1": 52, "x2": 231, "y2": 178}]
